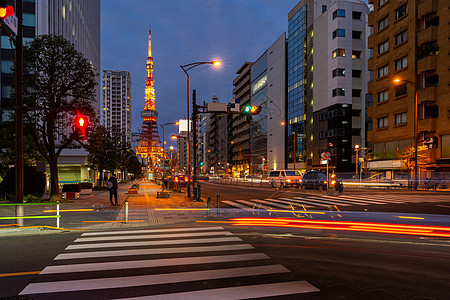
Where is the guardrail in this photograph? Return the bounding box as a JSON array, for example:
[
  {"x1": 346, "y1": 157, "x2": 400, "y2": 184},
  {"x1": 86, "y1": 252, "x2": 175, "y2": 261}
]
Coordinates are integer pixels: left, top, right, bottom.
[{"x1": 0, "y1": 202, "x2": 61, "y2": 228}]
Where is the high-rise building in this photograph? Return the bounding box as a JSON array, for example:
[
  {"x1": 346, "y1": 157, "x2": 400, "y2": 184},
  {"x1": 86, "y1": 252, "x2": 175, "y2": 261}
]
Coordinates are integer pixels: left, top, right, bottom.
[
  {"x1": 312, "y1": 0, "x2": 370, "y2": 172},
  {"x1": 231, "y1": 62, "x2": 253, "y2": 177},
  {"x1": 36, "y1": 0, "x2": 101, "y2": 113},
  {"x1": 288, "y1": 0, "x2": 370, "y2": 172},
  {"x1": 102, "y1": 70, "x2": 132, "y2": 145},
  {"x1": 367, "y1": 0, "x2": 450, "y2": 176}
]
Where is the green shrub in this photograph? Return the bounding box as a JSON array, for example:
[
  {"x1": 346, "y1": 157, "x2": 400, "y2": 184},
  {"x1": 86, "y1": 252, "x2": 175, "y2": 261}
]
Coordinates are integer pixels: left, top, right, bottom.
[
  {"x1": 80, "y1": 182, "x2": 93, "y2": 189},
  {"x1": 24, "y1": 194, "x2": 47, "y2": 203},
  {"x1": 62, "y1": 183, "x2": 81, "y2": 192},
  {"x1": 0, "y1": 166, "x2": 45, "y2": 200}
]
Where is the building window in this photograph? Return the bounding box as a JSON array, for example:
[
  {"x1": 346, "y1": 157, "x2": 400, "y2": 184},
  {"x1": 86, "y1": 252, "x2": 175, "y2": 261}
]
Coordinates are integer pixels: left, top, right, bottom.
[
  {"x1": 332, "y1": 29, "x2": 345, "y2": 39},
  {"x1": 1, "y1": 60, "x2": 13, "y2": 74},
  {"x1": 322, "y1": 5, "x2": 327, "y2": 13},
  {"x1": 442, "y1": 135, "x2": 450, "y2": 157},
  {"x1": 352, "y1": 31, "x2": 362, "y2": 39},
  {"x1": 395, "y1": 30, "x2": 407, "y2": 45},
  {"x1": 378, "y1": 90, "x2": 388, "y2": 102},
  {"x1": 395, "y1": 56, "x2": 407, "y2": 71},
  {"x1": 332, "y1": 88, "x2": 345, "y2": 97},
  {"x1": 352, "y1": 50, "x2": 362, "y2": 59},
  {"x1": 332, "y1": 68, "x2": 346, "y2": 77},
  {"x1": 378, "y1": 65, "x2": 389, "y2": 78},
  {"x1": 378, "y1": 116, "x2": 388, "y2": 128},
  {"x1": 332, "y1": 9, "x2": 345, "y2": 19},
  {"x1": 352, "y1": 11, "x2": 362, "y2": 20},
  {"x1": 332, "y1": 48, "x2": 345, "y2": 58},
  {"x1": 352, "y1": 89, "x2": 362, "y2": 97},
  {"x1": 396, "y1": 4, "x2": 408, "y2": 20},
  {"x1": 395, "y1": 112, "x2": 407, "y2": 125},
  {"x1": 1, "y1": 85, "x2": 12, "y2": 98},
  {"x1": 352, "y1": 70, "x2": 362, "y2": 78},
  {"x1": 23, "y1": 13, "x2": 35, "y2": 27},
  {"x1": 378, "y1": 40, "x2": 389, "y2": 54},
  {"x1": 379, "y1": 0, "x2": 388, "y2": 7},
  {"x1": 395, "y1": 83, "x2": 407, "y2": 97},
  {"x1": 378, "y1": 16, "x2": 389, "y2": 31}
]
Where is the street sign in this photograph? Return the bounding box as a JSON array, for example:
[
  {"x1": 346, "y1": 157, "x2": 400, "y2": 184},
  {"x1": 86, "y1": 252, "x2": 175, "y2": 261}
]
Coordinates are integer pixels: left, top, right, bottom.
[
  {"x1": 3, "y1": 14, "x2": 17, "y2": 35},
  {"x1": 207, "y1": 102, "x2": 228, "y2": 112},
  {"x1": 229, "y1": 98, "x2": 240, "y2": 112},
  {"x1": 321, "y1": 152, "x2": 331, "y2": 160}
]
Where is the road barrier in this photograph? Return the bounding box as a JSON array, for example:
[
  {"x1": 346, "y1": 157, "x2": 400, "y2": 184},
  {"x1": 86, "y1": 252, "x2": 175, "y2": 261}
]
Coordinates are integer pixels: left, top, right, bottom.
[{"x1": 0, "y1": 202, "x2": 61, "y2": 228}]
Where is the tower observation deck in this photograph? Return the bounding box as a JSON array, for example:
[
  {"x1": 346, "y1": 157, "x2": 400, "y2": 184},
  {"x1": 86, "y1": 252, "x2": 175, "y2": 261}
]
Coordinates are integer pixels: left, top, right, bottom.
[{"x1": 136, "y1": 29, "x2": 163, "y2": 167}]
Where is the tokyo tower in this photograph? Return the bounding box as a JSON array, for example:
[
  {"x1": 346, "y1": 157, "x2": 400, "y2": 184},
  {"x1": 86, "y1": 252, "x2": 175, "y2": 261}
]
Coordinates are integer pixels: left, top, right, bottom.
[{"x1": 136, "y1": 28, "x2": 163, "y2": 166}]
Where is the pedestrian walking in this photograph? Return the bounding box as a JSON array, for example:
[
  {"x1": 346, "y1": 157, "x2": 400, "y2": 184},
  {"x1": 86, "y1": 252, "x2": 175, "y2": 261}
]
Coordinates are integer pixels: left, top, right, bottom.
[{"x1": 107, "y1": 174, "x2": 119, "y2": 206}]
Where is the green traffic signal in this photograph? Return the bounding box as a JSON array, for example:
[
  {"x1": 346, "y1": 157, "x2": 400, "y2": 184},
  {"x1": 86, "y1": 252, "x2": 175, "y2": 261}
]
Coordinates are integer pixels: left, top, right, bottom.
[
  {"x1": 242, "y1": 105, "x2": 251, "y2": 114},
  {"x1": 242, "y1": 105, "x2": 261, "y2": 115}
]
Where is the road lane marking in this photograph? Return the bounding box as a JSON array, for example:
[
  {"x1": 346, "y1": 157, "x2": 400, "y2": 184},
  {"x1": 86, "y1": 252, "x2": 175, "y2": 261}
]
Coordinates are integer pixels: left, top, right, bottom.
[
  {"x1": 116, "y1": 281, "x2": 320, "y2": 299},
  {"x1": 74, "y1": 231, "x2": 232, "y2": 243},
  {"x1": 55, "y1": 244, "x2": 254, "y2": 260},
  {"x1": 20, "y1": 264, "x2": 290, "y2": 295},
  {"x1": 222, "y1": 200, "x2": 252, "y2": 210},
  {"x1": 42, "y1": 253, "x2": 269, "y2": 274},
  {"x1": 0, "y1": 271, "x2": 41, "y2": 277},
  {"x1": 235, "y1": 200, "x2": 271, "y2": 209},
  {"x1": 81, "y1": 226, "x2": 224, "y2": 236},
  {"x1": 66, "y1": 237, "x2": 243, "y2": 250},
  {"x1": 249, "y1": 198, "x2": 292, "y2": 209}
]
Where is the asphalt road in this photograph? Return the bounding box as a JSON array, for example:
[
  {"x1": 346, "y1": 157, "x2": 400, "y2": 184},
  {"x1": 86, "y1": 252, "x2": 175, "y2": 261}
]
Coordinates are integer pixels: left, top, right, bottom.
[
  {"x1": 1, "y1": 224, "x2": 449, "y2": 299},
  {"x1": 198, "y1": 181, "x2": 450, "y2": 215}
]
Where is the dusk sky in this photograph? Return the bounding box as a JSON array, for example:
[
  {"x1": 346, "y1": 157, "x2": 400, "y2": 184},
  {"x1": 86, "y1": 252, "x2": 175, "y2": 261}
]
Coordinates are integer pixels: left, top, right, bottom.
[{"x1": 101, "y1": 0, "x2": 299, "y2": 147}]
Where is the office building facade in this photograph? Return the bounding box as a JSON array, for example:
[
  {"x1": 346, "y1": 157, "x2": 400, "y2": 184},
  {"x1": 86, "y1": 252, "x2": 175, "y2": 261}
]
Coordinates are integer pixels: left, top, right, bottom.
[
  {"x1": 367, "y1": 0, "x2": 450, "y2": 175},
  {"x1": 102, "y1": 70, "x2": 132, "y2": 145}
]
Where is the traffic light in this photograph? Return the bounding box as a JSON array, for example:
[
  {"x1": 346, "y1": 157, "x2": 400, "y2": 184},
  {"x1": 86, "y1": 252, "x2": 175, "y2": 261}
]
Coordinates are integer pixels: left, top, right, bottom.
[
  {"x1": 328, "y1": 173, "x2": 337, "y2": 188},
  {"x1": 0, "y1": 1, "x2": 14, "y2": 19},
  {"x1": 199, "y1": 161, "x2": 204, "y2": 166},
  {"x1": 242, "y1": 105, "x2": 262, "y2": 115},
  {"x1": 74, "y1": 112, "x2": 89, "y2": 141}
]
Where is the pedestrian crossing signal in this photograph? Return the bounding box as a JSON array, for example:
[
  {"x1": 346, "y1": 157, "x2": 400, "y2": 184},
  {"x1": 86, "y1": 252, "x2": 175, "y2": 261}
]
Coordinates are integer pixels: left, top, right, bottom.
[{"x1": 74, "y1": 113, "x2": 89, "y2": 141}]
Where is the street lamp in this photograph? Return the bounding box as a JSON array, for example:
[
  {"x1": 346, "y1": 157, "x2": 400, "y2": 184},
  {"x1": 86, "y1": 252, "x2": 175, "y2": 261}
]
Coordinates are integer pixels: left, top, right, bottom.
[
  {"x1": 160, "y1": 122, "x2": 179, "y2": 174},
  {"x1": 171, "y1": 134, "x2": 187, "y2": 174},
  {"x1": 394, "y1": 78, "x2": 420, "y2": 190},
  {"x1": 354, "y1": 144, "x2": 367, "y2": 182},
  {"x1": 180, "y1": 60, "x2": 221, "y2": 198}
]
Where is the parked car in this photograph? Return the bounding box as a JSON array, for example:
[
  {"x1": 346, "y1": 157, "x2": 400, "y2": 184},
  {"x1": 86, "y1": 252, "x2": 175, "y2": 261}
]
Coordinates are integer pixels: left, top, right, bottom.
[
  {"x1": 175, "y1": 175, "x2": 188, "y2": 187},
  {"x1": 268, "y1": 170, "x2": 302, "y2": 188},
  {"x1": 301, "y1": 171, "x2": 328, "y2": 190}
]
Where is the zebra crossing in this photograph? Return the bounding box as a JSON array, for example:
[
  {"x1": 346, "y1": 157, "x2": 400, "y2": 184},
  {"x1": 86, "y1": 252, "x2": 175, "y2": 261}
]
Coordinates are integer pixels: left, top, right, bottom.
[
  {"x1": 19, "y1": 226, "x2": 319, "y2": 299},
  {"x1": 222, "y1": 193, "x2": 449, "y2": 211}
]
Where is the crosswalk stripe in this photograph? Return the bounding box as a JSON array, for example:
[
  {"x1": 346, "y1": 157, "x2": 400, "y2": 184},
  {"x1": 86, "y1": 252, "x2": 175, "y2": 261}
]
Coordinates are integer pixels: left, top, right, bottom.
[
  {"x1": 235, "y1": 199, "x2": 271, "y2": 209},
  {"x1": 55, "y1": 244, "x2": 255, "y2": 260},
  {"x1": 328, "y1": 195, "x2": 395, "y2": 204},
  {"x1": 81, "y1": 226, "x2": 224, "y2": 236},
  {"x1": 66, "y1": 237, "x2": 243, "y2": 250},
  {"x1": 19, "y1": 264, "x2": 290, "y2": 295},
  {"x1": 291, "y1": 196, "x2": 351, "y2": 206},
  {"x1": 284, "y1": 197, "x2": 338, "y2": 207},
  {"x1": 222, "y1": 200, "x2": 252, "y2": 210},
  {"x1": 74, "y1": 231, "x2": 231, "y2": 243},
  {"x1": 301, "y1": 196, "x2": 374, "y2": 206},
  {"x1": 249, "y1": 198, "x2": 292, "y2": 209},
  {"x1": 116, "y1": 281, "x2": 320, "y2": 300},
  {"x1": 42, "y1": 253, "x2": 269, "y2": 274}
]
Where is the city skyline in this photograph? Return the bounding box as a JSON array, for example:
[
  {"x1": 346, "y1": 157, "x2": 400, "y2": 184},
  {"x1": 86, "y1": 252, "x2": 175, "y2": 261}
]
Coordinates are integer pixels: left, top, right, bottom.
[{"x1": 100, "y1": 0, "x2": 299, "y2": 147}]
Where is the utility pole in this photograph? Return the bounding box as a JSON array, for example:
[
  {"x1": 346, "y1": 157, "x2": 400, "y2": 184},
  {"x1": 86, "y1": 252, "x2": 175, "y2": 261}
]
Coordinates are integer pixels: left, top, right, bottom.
[{"x1": 192, "y1": 89, "x2": 198, "y2": 201}]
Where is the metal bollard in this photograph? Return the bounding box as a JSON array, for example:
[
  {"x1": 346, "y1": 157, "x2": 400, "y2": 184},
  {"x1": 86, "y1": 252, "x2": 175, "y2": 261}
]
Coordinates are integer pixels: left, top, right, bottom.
[
  {"x1": 56, "y1": 201, "x2": 60, "y2": 228},
  {"x1": 125, "y1": 200, "x2": 129, "y2": 224},
  {"x1": 216, "y1": 195, "x2": 220, "y2": 215},
  {"x1": 207, "y1": 196, "x2": 211, "y2": 217}
]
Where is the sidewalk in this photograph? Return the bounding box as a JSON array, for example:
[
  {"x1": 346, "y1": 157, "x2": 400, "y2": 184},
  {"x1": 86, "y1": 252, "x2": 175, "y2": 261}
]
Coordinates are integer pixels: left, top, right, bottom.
[{"x1": 0, "y1": 180, "x2": 208, "y2": 234}]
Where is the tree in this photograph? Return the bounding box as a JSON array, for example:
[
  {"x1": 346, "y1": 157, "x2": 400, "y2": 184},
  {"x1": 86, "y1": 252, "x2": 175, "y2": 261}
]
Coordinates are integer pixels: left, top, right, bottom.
[
  {"x1": 17, "y1": 35, "x2": 98, "y2": 201},
  {"x1": 85, "y1": 125, "x2": 117, "y2": 187}
]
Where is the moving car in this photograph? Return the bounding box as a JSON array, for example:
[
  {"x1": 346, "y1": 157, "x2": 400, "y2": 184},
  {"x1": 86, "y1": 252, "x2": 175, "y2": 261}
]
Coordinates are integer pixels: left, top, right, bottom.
[
  {"x1": 268, "y1": 170, "x2": 302, "y2": 188},
  {"x1": 301, "y1": 171, "x2": 328, "y2": 190}
]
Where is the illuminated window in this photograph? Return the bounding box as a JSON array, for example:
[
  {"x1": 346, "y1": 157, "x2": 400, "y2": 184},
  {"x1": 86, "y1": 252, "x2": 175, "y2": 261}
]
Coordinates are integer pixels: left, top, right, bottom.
[
  {"x1": 251, "y1": 74, "x2": 267, "y2": 94},
  {"x1": 352, "y1": 50, "x2": 362, "y2": 59},
  {"x1": 332, "y1": 48, "x2": 345, "y2": 58}
]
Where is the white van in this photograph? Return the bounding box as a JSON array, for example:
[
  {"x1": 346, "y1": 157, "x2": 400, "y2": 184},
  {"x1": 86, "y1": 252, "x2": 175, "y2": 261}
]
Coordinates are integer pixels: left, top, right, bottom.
[{"x1": 268, "y1": 170, "x2": 302, "y2": 188}]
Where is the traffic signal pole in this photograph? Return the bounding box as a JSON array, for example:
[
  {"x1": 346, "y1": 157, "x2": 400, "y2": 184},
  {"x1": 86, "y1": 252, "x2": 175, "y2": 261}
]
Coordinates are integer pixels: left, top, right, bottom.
[
  {"x1": 15, "y1": 0, "x2": 23, "y2": 204},
  {"x1": 192, "y1": 89, "x2": 198, "y2": 201}
]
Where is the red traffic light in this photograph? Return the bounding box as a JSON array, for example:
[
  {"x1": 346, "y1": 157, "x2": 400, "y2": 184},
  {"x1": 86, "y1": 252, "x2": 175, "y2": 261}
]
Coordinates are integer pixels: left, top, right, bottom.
[
  {"x1": 0, "y1": 6, "x2": 14, "y2": 19},
  {"x1": 74, "y1": 114, "x2": 88, "y2": 140}
]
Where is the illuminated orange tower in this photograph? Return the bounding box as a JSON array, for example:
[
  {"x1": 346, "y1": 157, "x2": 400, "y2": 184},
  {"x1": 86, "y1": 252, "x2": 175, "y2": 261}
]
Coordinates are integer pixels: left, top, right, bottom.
[{"x1": 136, "y1": 28, "x2": 163, "y2": 166}]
